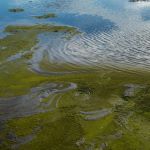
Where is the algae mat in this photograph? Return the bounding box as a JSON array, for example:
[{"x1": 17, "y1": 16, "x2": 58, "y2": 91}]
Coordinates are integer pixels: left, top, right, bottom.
[{"x1": 0, "y1": 0, "x2": 150, "y2": 150}]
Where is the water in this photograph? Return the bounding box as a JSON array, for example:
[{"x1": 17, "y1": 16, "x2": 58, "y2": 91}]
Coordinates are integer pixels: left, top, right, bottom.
[{"x1": 0, "y1": 0, "x2": 150, "y2": 69}]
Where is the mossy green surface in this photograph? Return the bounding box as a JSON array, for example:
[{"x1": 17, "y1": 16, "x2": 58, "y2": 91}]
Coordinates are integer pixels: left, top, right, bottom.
[
  {"x1": 5, "y1": 25, "x2": 78, "y2": 35},
  {"x1": 0, "y1": 24, "x2": 78, "y2": 97},
  {"x1": 0, "y1": 24, "x2": 150, "y2": 150}
]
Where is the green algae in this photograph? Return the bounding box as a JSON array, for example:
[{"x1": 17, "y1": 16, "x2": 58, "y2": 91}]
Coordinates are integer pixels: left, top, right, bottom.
[
  {"x1": 0, "y1": 32, "x2": 36, "y2": 62},
  {"x1": 0, "y1": 24, "x2": 79, "y2": 97},
  {"x1": 108, "y1": 112, "x2": 150, "y2": 150},
  {"x1": 0, "y1": 61, "x2": 50, "y2": 97},
  {"x1": 0, "y1": 24, "x2": 78, "y2": 61},
  {"x1": 5, "y1": 25, "x2": 78, "y2": 34},
  {"x1": 3, "y1": 83, "x2": 149, "y2": 150},
  {"x1": 0, "y1": 24, "x2": 150, "y2": 150},
  {"x1": 34, "y1": 13, "x2": 56, "y2": 19},
  {"x1": 20, "y1": 117, "x2": 83, "y2": 150},
  {"x1": 1, "y1": 68, "x2": 150, "y2": 149},
  {"x1": 1, "y1": 62, "x2": 150, "y2": 149}
]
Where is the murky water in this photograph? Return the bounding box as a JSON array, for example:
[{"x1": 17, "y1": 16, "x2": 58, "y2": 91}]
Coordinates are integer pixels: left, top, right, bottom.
[
  {"x1": 0, "y1": 82, "x2": 77, "y2": 121},
  {"x1": 0, "y1": 0, "x2": 150, "y2": 69}
]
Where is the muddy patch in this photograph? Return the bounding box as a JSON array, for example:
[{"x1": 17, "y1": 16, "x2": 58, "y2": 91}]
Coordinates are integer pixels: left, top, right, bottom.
[{"x1": 80, "y1": 109, "x2": 112, "y2": 121}]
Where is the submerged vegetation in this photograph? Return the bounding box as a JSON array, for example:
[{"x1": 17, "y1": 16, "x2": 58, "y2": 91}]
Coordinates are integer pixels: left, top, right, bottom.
[
  {"x1": 34, "y1": 13, "x2": 56, "y2": 19},
  {"x1": 0, "y1": 23, "x2": 149, "y2": 150},
  {"x1": 8, "y1": 8, "x2": 24, "y2": 13}
]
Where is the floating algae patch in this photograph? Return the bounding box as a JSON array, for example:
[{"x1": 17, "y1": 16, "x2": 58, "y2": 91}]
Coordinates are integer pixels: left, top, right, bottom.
[
  {"x1": 5, "y1": 25, "x2": 78, "y2": 34},
  {"x1": 34, "y1": 13, "x2": 56, "y2": 19},
  {"x1": 8, "y1": 8, "x2": 24, "y2": 13}
]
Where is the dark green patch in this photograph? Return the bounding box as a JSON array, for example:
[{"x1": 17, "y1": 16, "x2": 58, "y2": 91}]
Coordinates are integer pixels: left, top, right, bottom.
[
  {"x1": 8, "y1": 8, "x2": 24, "y2": 13},
  {"x1": 34, "y1": 13, "x2": 56, "y2": 19}
]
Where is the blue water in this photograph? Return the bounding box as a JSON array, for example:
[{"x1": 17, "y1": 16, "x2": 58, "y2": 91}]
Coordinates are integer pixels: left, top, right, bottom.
[
  {"x1": 0, "y1": 0, "x2": 117, "y2": 34},
  {"x1": 0, "y1": 0, "x2": 150, "y2": 69},
  {"x1": 51, "y1": 13, "x2": 117, "y2": 33}
]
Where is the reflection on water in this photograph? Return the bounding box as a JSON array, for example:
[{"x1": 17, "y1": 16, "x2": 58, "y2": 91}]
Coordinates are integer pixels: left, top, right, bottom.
[
  {"x1": 0, "y1": 0, "x2": 150, "y2": 69},
  {"x1": 52, "y1": 13, "x2": 117, "y2": 33}
]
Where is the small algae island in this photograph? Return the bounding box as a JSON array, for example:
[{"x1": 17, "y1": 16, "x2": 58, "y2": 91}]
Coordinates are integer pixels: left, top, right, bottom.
[
  {"x1": 0, "y1": 0, "x2": 150, "y2": 150},
  {"x1": 34, "y1": 13, "x2": 56, "y2": 19}
]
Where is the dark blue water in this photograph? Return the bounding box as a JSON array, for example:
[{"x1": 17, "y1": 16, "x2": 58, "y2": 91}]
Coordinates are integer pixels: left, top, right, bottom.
[{"x1": 51, "y1": 13, "x2": 117, "y2": 33}]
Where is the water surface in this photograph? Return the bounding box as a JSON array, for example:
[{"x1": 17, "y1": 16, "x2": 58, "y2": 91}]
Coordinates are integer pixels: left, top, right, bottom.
[{"x1": 0, "y1": 0, "x2": 150, "y2": 69}]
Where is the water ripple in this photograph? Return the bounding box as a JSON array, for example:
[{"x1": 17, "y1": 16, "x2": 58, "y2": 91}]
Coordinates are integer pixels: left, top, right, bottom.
[{"x1": 31, "y1": 23, "x2": 150, "y2": 70}]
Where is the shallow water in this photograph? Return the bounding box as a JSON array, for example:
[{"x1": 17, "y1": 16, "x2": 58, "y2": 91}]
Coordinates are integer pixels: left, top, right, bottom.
[
  {"x1": 0, "y1": 0, "x2": 150, "y2": 69},
  {"x1": 0, "y1": 82, "x2": 77, "y2": 121},
  {"x1": 0, "y1": 1, "x2": 150, "y2": 149}
]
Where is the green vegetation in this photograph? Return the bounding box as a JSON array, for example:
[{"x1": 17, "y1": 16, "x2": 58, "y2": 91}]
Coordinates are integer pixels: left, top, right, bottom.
[
  {"x1": 8, "y1": 8, "x2": 24, "y2": 12},
  {"x1": 34, "y1": 13, "x2": 56, "y2": 19},
  {"x1": 1, "y1": 64, "x2": 150, "y2": 149},
  {"x1": 5, "y1": 25, "x2": 77, "y2": 33},
  {"x1": 0, "y1": 24, "x2": 78, "y2": 96},
  {"x1": 0, "y1": 24, "x2": 149, "y2": 150}
]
